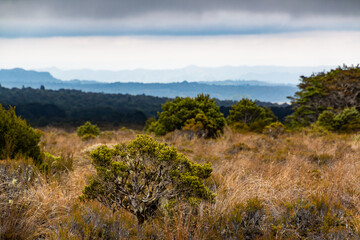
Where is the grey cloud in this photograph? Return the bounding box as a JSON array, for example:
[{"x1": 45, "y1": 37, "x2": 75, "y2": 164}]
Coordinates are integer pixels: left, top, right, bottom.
[
  {"x1": 1, "y1": 0, "x2": 360, "y2": 37},
  {"x1": 1, "y1": 0, "x2": 360, "y2": 20}
]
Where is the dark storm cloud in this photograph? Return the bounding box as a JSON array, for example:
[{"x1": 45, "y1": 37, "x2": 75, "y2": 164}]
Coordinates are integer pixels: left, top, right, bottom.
[{"x1": 1, "y1": 0, "x2": 360, "y2": 37}]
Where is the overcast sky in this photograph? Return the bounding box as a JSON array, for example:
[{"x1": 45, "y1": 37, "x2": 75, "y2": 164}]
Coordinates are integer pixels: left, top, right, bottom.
[{"x1": 0, "y1": 0, "x2": 359, "y2": 74}]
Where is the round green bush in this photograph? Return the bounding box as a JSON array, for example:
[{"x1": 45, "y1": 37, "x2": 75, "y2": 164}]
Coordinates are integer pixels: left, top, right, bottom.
[
  {"x1": 80, "y1": 135, "x2": 214, "y2": 224},
  {"x1": 0, "y1": 105, "x2": 42, "y2": 165},
  {"x1": 77, "y1": 121, "x2": 100, "y2": 138},
  {"x1": 148, "y1": 94, "x2": 225, "y2": 138},
  {"x1": 227, "y1": 99, "x2": 277, "y2": 132}
]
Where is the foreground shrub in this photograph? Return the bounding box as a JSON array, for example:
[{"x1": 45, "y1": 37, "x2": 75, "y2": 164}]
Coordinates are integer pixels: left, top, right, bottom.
[
  {"x1": 77, "y1": 121, "x2": 100, "y2": 139},
  {"x1": 147, "y1": 94, "x2": 225, "y2": 138},
  {"x1": 227, "y1": 99, "x2": 277, "y2": 132},
  {"x1": 0, "y1": 105, "x2": 42, "y2": 164},
  {"x1": 80, "y1": 135, "x2": 215, "y2": 224}
]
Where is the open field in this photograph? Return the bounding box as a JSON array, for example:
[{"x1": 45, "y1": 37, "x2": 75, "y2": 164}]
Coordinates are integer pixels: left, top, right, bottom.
[{"x1": 1, "y1": 127, "x2": 360, "y2": 239}]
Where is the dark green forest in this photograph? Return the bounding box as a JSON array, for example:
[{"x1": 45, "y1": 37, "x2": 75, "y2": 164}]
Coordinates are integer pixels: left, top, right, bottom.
[{"x1": 0, "y1": 86, "x2": 292, "y2": 129}]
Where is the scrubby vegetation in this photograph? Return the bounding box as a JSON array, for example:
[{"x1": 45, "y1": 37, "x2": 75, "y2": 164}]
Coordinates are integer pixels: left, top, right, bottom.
[
  {"x1": 0, "y1": 86, "x2": 293, "y2": 129},
  {"x1": 1, "y1": 65, "x2": 360, "y2": 239},
  {"x1": 80, "y1": 135, "x2": 214, "y2": 224},
  {"x1": 77, "y1": 121, "x2": 101, "y2": 140},
  {"x1": 0, "y1": 104, "x2": 42, "y2": 165},
  {"x1": 288, "y1": 65, "x2": 360, "y2": 129},
  {"x1": 147, "y1": 94, "x2": 226, "y2": 138},
  {"x1": 1, "y1": 126, "x2": 360, "y2": 239},
  {"x1": 227, "y1": 98, "x2": 277, "y2": 132},
  {"x1": 317, "y1": 107, "x2": 360, "y2": 133}
]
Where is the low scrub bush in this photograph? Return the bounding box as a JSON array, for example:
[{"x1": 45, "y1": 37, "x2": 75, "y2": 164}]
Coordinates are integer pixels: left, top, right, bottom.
[
  {"x1": 317, "y1": 107, "x2": 360, "y2": 133},
  {"x1": 0, "y1": 105, "x2": 42, "y2": 165},
  {"x1": 147, "y1": 94, "x2": 225, "y2": 138},
  {"x1": 39, "y1": 152, "x2": 73, "y2": 177},
  {"x1": 227, "y1": 99, "x2": 277, "y2": 133},
  {"x1": 263, "y1": 121, "x2": 286, "y2": 138},
  {"x1": 80, "y1": 135, "x2": 215, "y2": 224},
  {"x1": 77, "y1": 121, "x2": 100, "y2": 139}
]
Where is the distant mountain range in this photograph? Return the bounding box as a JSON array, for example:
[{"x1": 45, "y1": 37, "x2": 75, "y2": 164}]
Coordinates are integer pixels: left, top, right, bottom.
[
  {"x1": 39, "y1": 65, "x2": 333, "y2": 84},
  {"x1": 0, "y1": 68, "x2": 299, "y2": 102}
]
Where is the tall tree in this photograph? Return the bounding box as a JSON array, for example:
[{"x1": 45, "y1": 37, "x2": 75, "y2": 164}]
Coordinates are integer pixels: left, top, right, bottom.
[{"x1": 287, "y1": 65, "x2": 360, "y2": 127}]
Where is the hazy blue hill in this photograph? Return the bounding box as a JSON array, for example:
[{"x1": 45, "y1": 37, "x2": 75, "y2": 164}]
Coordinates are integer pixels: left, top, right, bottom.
[
  {"x1": 0, "y1": 68, "x2": 298, "y2": 102},
  {"x1": 0, "y1": 68, "x2": 61, "y2": 84},
  {"x1": 41, "y1": 65, "x2": 333, "y2": 84}
]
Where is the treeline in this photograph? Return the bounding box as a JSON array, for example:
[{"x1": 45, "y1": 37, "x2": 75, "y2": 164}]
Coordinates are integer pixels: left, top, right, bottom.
[
  {"x1": 0, "y1": 86, "x2": 292, "y2": 129},
  {"x1": 0, "y1": 86, "x2": 166, "y2": 128}
]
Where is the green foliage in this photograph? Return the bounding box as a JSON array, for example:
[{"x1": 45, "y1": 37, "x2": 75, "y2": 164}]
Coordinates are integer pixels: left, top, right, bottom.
[
  {"x1": 148, "y1": 94, "x2": 225, "y2": 138},
  {"x1": 263, "y1": 121, "x2": 286, "y2": 138},
  {"x1": 0, "y1": 86, "x2": 152, "y2": 128},
  {"x1": 143, "y1": 117, "x2": 156, "y2": 132},
  {"x1": 77, "y1": 121, "x2": 100, "y2": 138},
  {"x1": 333, "y1": 107, "x2": 360, "y2": 132},
  {"x1": 227, "y1": 98, "x2": 277, "y2": 132},
  {"x1": 317, "y1": 107, "x2": 360, "y2": 133},
  {"x1": 39, "y1": 152, "x2": 73, "y2": 176},
  {"x1": 316, "y1": 110, "x2": 336, "y2": 131},
  {"x1": 288, "y1": 65, "x2": 360, "y2": 128},
  {"x1": 80, "y1": 135, "x2": 214, "y2": 224},
  {"x1": 0, "y1": 105, "x2": 42, "y2": 165}
]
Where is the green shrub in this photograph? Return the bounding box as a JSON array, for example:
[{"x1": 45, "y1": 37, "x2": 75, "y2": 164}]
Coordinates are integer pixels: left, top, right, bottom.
[
  {"x1": 143, "y1": 117, "x2": 156, "y2": 133},
  {"x1": 80, "y1": 135, "x2": 215, "y2": 224},
  {"x1": 287, "y1": 65, "x2": 360, "y2": 128},
  {"x1": 317, "y1": 110, "x2": 336, "y2": 131},
  {"x1": 317, "y1": 107, "x2": 360, "y2": 133},
  {"x1": 39, "y1": 152, "x2": 73, "y2": 176},
  {"x1": 0, "y1": 105, "x2": 42, "y2": 165},
  {"x1": 147, "y1": 94, "x2": 225, "y2": 138},
  {"x1": 77, "y1": 121, "x2": 100, "y2": 138},
  {"x1": 227, "y1": 99, "x2": 277, "y2": 132},
  {"x1": 263, "y1": 121, "x2": 286, "y2": 138},
  {"x1": 80, "y1": 134, "x2": 96, "y2": 141}
]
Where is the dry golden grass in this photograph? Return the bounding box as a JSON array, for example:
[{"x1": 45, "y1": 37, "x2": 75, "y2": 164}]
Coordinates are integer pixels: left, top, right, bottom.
[{"x1": 1, "y1": 127, "x2": 360, "y2": 239}]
